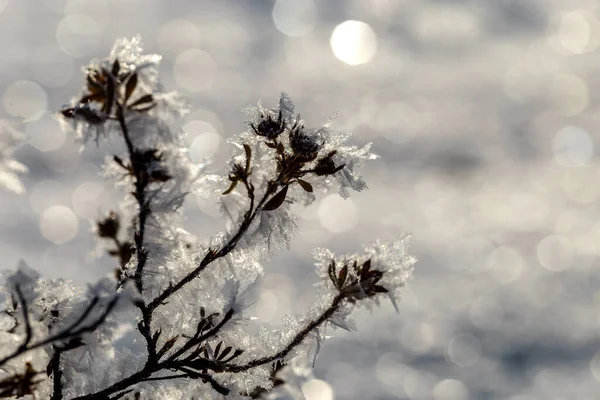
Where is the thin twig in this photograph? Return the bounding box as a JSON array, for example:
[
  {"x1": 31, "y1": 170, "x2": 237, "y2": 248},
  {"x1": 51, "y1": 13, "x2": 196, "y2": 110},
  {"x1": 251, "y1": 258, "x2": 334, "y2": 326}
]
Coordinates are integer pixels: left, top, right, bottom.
[
  {"x1": 115, "y1": 104, "x2": 156, "y2": 365},
  {"x1": 167, "y1": 309, "x2": 234, "y2": 362},
  {"x1": 148, "y1": 181, "x2": 278, "y2": 311},
  {"x1": 172, "y1": 366, "x2": 229, "y2": 395},
  {"x1": 221, "y1": 293, "x2": 345, "y2": 373},
  {"x1": 116, "y1": 105, "x2": 149, "y2": 294},
  {"x1": 14, "y1": 285, "x2": 32, "y2": 352},
  {"x1": 50, "y1": 347, "x2": 63, "y2": 400},
  {"x1": 0, "y1": 295, "x2": 119, "y2": 367}
]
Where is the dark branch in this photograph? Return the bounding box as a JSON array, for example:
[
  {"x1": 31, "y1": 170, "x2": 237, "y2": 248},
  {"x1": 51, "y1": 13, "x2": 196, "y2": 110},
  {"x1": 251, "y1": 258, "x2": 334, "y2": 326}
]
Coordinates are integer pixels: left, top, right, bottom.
[
  {"x1": 73, "y1": 368, "x2": 152, "y2": 400},
  {"x1": 172, "y1": 366, "x2": 229, "y2": 395},
  {"x1": 148, "y1": 180, "x2": 278, "y2": 311},
  {"x1": 15, "y1": 285, "x2": 32, "y2": 353},
  {"x1": 222, "y1": 293, "x2": 345, "y2": 373},
  {"x1": 0, "y1": 294, "x2": 119, "y2": 367},
  {"x1": 50, "y1": 348, "x2": 63, "y2": 400},
  {"x1": 115, "y1": 104, "x2": 156, "y2": 366},
  {"x1": 116, "y1": 105, "x2": 149, "y2": 294},
  {"x1": 168, "y1": 309, "x2": 234, "y2": 362}
]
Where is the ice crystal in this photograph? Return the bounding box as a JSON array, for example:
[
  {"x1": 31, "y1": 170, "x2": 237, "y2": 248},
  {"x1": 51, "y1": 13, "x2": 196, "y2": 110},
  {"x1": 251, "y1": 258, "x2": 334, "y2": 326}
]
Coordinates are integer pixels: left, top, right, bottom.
[{"x1": 0, "y1": 121, "x2": 27, "y2": 194}]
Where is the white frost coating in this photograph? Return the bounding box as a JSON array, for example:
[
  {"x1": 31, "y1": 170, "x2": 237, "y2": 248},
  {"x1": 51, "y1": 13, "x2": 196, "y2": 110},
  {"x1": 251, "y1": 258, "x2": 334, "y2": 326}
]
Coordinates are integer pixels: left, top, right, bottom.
[
  {"x1": 0, "y1": 121, "x2": 27, "y2": 194},
  {"x1": 59, "y1": 35, "x2": 188, "y2": 144}
]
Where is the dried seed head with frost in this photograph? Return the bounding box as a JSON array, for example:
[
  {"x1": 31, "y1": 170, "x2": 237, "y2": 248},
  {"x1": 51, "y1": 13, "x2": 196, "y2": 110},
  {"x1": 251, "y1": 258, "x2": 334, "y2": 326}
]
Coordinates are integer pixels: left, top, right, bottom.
[
  {"x1": 203, "y1": 93, "x2": 378, "y2": 258},
  {"x1": 314, "y1": 236, "x2": 416, "y2": 313},
  {"x1": 59, "y1": 35, "x2": 187, "y2": 144}
]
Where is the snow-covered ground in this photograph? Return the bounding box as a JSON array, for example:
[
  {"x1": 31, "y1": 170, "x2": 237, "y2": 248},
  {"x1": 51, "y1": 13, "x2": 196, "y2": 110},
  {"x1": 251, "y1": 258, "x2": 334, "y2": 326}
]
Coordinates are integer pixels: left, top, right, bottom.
[{"x1": 1, "y1": 1, "x2": 599, "y2": 398}]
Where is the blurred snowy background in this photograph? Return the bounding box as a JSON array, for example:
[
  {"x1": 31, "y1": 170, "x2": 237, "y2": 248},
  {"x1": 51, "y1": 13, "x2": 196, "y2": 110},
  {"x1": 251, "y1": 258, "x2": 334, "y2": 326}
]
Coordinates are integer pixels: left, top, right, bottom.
[{"x1": 1, "y1": 0, "x2": 599, "y2": 399}]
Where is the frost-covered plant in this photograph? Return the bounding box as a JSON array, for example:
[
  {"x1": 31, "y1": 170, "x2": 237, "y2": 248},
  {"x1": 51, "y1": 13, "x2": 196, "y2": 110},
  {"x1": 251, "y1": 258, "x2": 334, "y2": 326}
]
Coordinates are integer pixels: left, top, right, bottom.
[{"x1": 0, "y1": 36, "x2": 416, "y2": 399}]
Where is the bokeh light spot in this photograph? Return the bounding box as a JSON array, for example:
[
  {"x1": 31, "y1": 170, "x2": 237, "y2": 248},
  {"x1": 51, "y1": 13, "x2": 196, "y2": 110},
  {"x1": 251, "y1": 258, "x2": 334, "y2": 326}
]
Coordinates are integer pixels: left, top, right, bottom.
[
  {"x1": 376, "y1": 353, "x2": 410, "y2": 388},
  {"x1": 183, "y1": 120, "x2": 217, "y2": 143},
  {"x1": 556, "y1": 10, "x2": 599, "y2": 55},
  {"x1": 25, "y1": 112, "x2": 66, "y2": 152},
  {"x1": 254, "y1": 289, "x2": 290, "y2": 324},
  {"x1": 318, "y1": 194, "x2": 358, "y2": 233},
  {"x1": 272, "y1": 0, "x2": 317, "y2": 37},
  {"x1": 486, "y1": 246, "x2": 523, "y2": 284},
  {"x1": 447, "y1": 333, "x2": 482, "y2": 367},
  {"x1": 71, "y1": 181, "x2": 105, "y2": 219},
  {"x1": 414, "y1": 6, "x2": 479, "y2": 46},
  {"x1": 469, "y1": 296, "x2": 502, "y2": 330},
  {"x1": 32, "y1": 45, "x2": 74, "y2": 88},
  {"x1": 563, "y1": 167, "x2": 600, "y2": 204},
  {"x1": 553, "y1": 126, "x2": 594, "y2": 167},
  {"x1": 65, "y1": 0, "x2": 109, "y2": 20},
  {"x1": 400, "y1": 323, "x2": 435, "y2": 354},
  {"x1": 56, "y1": 14, "x2": 102, "y2": 57},
  {"x1": 590, "y1": 351, "x2": 600, "y2": 381},
  {"x1": 43, "y1": 0, "x2": 68, "y2": 13},
  {"x1": 330, "y1": 20, "x2": 377, "y2": 65},
  {"x1": 537, "y1": 234, "x2": 573, "y2": 272},
  {"x1": 189, "y1": 131, "x2": 221, "y2": 160},
  {"x1": 433, "y1": 379, "x2": 469, "y2": 400},
  {"x1": 404, "y1": 370, "x2": 435, "y2": 400},
  {"x1": 550, "y1": 74, "x2": 589, "y2": 116},
  {"x1": 2, "y1": 80, "x2": 47, "y2": 120},
  {"x1": 43, "y1": 142, "x2": 82, "y2": 174},
  {"x1": 377, "y1": 101, "x2": 433, "y2": 144},
  {"x1": 157, "y1": 20, "x2": 201, "y2": 56},
  {"x1": 173, "y1": 49, "x2": 217, "y2": 93},
  {"x1": 40, "y1": 206, "x2": 78, "y2": 244},
  {"x1": 301, "y1": 379, "x2": 334, "y2": 400},
  {"x1": 29, "y1": 180, "x2": 67, "y2": 214}
]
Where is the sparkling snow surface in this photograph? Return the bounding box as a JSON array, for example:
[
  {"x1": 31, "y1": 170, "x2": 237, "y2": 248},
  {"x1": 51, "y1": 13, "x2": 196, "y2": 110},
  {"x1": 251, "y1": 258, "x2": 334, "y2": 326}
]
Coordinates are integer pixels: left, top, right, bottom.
[{"x1": 1, "y1": 1, "x2": 600, "y2": 398}]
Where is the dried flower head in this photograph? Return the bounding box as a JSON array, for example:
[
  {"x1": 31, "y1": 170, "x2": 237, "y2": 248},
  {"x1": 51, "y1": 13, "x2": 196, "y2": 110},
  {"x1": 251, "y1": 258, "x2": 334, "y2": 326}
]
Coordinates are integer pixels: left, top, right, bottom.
[
  {"x1": 251, "y1": 109, "x2": 286, "y2": 140},
  {"x1": 289, "y1": 125, "x2": 321, "y2": 161},
  {"x1": 96, "y1": 211, "x2": 120, "y2": 239}
]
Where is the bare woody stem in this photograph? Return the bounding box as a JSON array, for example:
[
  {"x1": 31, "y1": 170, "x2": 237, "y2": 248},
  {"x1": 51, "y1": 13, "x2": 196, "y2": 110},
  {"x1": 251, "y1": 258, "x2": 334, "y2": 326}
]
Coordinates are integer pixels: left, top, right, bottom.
[
  {"x1": 71, "y1": 293, "x2": 345, "y2": 400},
  {"x1": 70, "y1": 308, "x2": 232, "y2": 400},
  {"x1": 167, "y1": 309, "x2": 234, "y2": 362},
  {"x1": 147, "y1": 180, "x2": 278, "y2": 312},
  {"x1": 0, "y1": 291, "x2": 119, "y2": 367},
  {"x1": 50, "y1": 348, "x2": 64, "y2": 400},
  {"x1": 115, "y1": 105, "x2": 157, "y2": 366},
  {"x1": 219, "y1": 293, "x2": 345, "y2": 373},
  {"x1": 116, "y1": 105, "x2": 149, "y2": 294}
]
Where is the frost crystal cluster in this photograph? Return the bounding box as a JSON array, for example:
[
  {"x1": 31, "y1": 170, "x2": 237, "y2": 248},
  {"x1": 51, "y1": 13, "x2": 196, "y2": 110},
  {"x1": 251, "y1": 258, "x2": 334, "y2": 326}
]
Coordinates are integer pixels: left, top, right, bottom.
[
  {"x1": 0, "y1": 121, "x2": 27, "y2": 194},
  {"x1": 0, "y1": 37, "x2": 416, "y2": 399}
]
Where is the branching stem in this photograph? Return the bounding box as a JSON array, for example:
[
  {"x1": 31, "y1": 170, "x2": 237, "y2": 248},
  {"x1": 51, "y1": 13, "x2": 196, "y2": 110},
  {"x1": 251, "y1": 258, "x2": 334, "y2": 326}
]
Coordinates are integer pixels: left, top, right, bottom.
[
  {"x1": 115, "y1": 105, "x2": 156, "y2": 366},
  {"x1": 148, "y1": 180, "x2": 278, "y2": 311},
  {"x1": 50, "y1": 348, "x2": 63, "y2": 400},
  {"x1": 220, "y1": 293, "x2": 345, "y2": 373},
  {"x1": 0, "y1": 294, "x2": 119, "y2": 367}
]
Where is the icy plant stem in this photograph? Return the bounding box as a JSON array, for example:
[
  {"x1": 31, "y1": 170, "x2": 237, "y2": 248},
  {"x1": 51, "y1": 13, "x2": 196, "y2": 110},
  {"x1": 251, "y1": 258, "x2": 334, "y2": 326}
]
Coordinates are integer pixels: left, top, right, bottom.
[
  {"x1": 147, "y1": 179, "x2": 279, "y2": 311},
  {"x1": 71, "y1": 293, "x2": 345, "y2": 399},
  {"x1": 115, "y1": 105, "x2": 157, "y2": 366},
  {"x1": 50, "y1": 348, "x2": 63, "y2": 400},
  {"x1": 0, "y1": 295, "x2": 119, "y2": 366},
  {"x1": 221, "y1": 293, "x2": 345, "y2": 373},
  {"x1": 116, "y1": 105, "x2": 148, "y2": 293}
]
